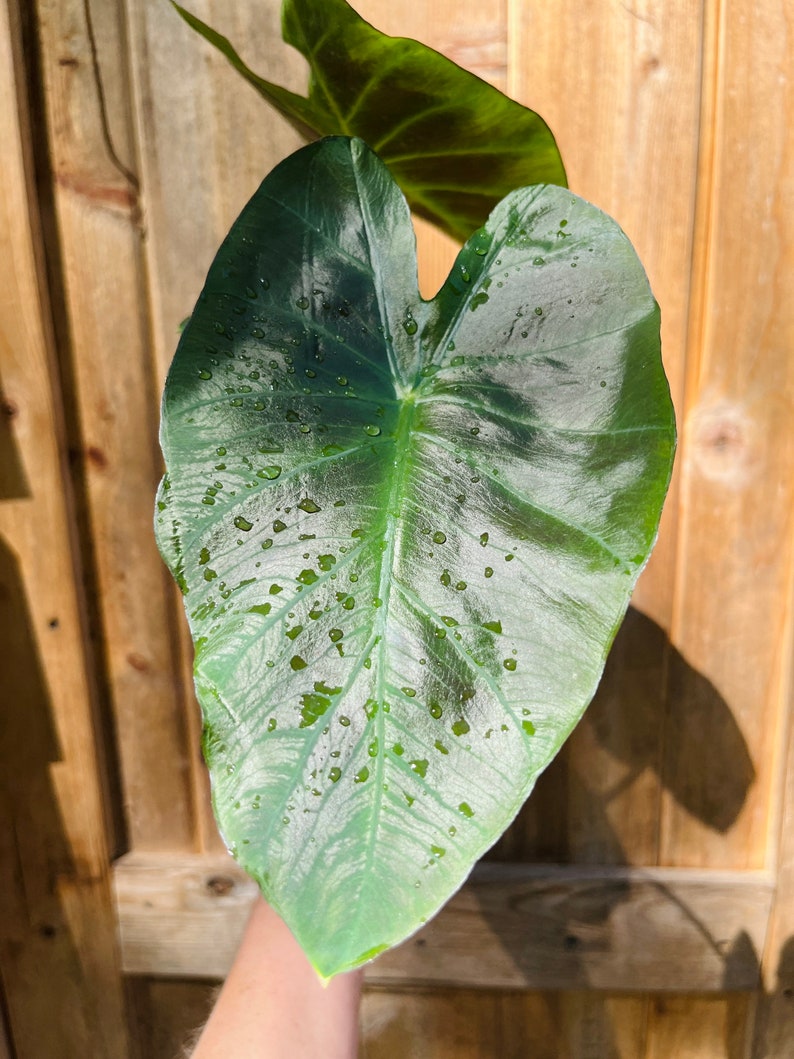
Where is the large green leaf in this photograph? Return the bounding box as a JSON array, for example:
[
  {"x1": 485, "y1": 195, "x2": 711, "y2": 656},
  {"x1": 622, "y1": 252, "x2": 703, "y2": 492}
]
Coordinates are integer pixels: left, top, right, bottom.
[
  {"x1": 172, "y1": 0, "x2": 566, "y2": 241},
  {"x1": 156, "y1": 137, "x2": 675, "y2": 977}
]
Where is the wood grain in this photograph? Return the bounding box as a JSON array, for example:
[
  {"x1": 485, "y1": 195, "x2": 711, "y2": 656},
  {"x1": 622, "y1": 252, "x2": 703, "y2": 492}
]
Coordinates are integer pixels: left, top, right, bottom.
[
  {"x1": 126, "y1": 0, "x2": 306, "y2": 384},
  {"x1": 114, "y1": 853, "x2": 771, "y2": 993},
  {"x1": 752, "y1": 610, "x2": 794, "y2": 1054},
  {"x1": 34, "y1": 0, "x2": 196, "y2": 851},
  {"x1": 646, "y1": 0, "x2": 792, "y2": 1030},
  {"x1": 0, "y1": 0, "x2": 130, "y2": 1053},
  {"x1": 663, "y1": 0, "x2": 794, "y2": 872},
  {"x1": 645, "y1": 996, "x2": 756, "y2": 1059},
  {"x1": 361, "y1": 988, "x2": 498, "y2": 1059}
]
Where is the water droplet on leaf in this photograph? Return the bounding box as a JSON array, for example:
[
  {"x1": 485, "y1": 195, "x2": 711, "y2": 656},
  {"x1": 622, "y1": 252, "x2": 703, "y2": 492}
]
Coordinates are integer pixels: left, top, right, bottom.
[{"x1": 257, "y1": 465, "x2": 281, "y2": 480}]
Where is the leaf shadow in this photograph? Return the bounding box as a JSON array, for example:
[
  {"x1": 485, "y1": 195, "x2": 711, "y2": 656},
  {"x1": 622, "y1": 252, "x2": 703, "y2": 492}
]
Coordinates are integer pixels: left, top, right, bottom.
[
  {"x1": 586, "y1": 607, "x2": 756, "y2": 833},
  {"x1": 0, "y1": 534, "x2": 88, "y2": 1043},
  {"x1": 469, "y1": 606, "x2": 758, "y2": 1047},
  {"x1": 749, "y1": 934, "x2": 794, "y2": 1058}
]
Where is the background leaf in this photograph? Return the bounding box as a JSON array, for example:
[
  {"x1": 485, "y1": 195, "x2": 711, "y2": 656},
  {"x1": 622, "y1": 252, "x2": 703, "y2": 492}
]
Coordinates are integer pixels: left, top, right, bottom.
[
  {"x1": 156, "y1": 137, "x2": 675, "y2": 977},
  {"x1": 172, "y1": 0, "x2": 567, "y2": 241}
]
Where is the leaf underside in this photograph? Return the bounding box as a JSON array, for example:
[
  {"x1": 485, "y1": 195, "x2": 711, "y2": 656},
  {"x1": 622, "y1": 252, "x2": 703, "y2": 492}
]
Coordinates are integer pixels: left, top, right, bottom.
[
  {"x1": 172, "y1": 0, "x2": 567, "y2": 242},
  {"x1": 156, "y1": 137, "x2": 675, "y2": 977}
]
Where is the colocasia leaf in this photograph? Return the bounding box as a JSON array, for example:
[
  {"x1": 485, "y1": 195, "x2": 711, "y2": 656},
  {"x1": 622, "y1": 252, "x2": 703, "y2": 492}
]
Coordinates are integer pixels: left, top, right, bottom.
[
  {"x1": 156, "y1": 138, "x2": 675, "y2": 977},
  {"x1": 172, "y1": 0, "x2": 567, "y2": 241}
]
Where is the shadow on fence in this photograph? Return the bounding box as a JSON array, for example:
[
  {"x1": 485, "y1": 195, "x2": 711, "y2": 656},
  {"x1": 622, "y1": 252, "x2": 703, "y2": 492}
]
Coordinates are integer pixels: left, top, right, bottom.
[
  {"x1": 0, "y1": 535, "x2": 85, "y2": 1048},
  {"x1": 474, "y1": 605, "x2": 758, "y2": 1056}
]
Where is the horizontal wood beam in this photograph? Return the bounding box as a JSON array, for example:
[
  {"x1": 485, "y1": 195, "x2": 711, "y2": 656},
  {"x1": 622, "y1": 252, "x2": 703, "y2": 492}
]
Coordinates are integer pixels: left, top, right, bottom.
[{"x1": 114, "y1": 853, "x2": 773, "y2": 992}]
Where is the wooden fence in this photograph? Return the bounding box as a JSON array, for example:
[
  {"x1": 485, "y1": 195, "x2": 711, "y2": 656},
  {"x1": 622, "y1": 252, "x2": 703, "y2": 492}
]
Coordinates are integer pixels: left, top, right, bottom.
[{"x1": 1, "y1": 0, "x2": 793, "y2": 1055}]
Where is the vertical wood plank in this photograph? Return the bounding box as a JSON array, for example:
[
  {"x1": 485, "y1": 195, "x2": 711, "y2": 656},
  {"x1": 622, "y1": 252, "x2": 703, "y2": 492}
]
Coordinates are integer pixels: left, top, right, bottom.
[
  {"x1": 752, "y1": 629, "x2": 794, "y2": 1054},
  {"x1": 0, "y1": 0, "x2": 130, "y2": 1053},
  {"x1": 361, "y1": 988, "x2": 499, "y2": 1059},
  {"x1": 663, "y1": 0, "x2": 794, "y2": 869},
  {"x1": 34, "y1": 0, "x2": 196, "y2": 850},
  {"x1": 646, "y1": 996, "x2": 755, "y2": 1059},
  {"x1": 654, "y1": 11, "x2": 792, "y2": 1055},
  {"x1": 498, "y1": 991, "x2": 570, "y2": 1059},
  {"x1": 126, "y1": 0, "x2": 305, "y2": 382},
  {"x1": 498, "y1": 991, "x2": 649, "y2": 1059}
]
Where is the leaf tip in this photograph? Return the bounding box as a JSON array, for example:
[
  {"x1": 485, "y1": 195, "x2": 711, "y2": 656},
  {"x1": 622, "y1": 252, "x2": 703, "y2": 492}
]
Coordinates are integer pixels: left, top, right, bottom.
[{"x1": 309, "y1": 939, "x2": 390, "y2": 982}]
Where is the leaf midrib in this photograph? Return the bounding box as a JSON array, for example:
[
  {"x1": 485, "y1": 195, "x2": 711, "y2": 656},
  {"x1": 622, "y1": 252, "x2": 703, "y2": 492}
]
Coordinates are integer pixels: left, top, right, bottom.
[{"x1": 345, "y1": 393, "x2": 417, "y2": 944}]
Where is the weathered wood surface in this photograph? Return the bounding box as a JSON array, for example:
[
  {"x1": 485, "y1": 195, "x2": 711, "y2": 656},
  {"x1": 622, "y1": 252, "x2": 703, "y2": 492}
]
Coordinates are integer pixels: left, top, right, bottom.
[
  {"x1": 659, "y1": 0, "x2": 794, "y2": 876},
  {"x1": 753, "y1": 635, "x2": 794, "y2": 1056},
  {"x1": 659, "y1": 0, "x2": 794, "y2": 1050},
  {"x1": 34, "y1": 0, "x2": 197, "y2": 852},
  {"x1": 4, "y1": 0, "x2": 793, "y2": 1054},
  {"x1": 0, "y1": 1, "x2": 131, "y2": 1054},
  {"x1": 115, "y1": 852, "x2": 772, "y2": 993}
]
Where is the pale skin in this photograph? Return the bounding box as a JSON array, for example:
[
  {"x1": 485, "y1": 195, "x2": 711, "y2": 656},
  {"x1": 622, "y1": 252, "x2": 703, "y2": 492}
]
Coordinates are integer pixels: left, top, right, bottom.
[{"x1": 190, "y1": 897, "x2": 364, "y2": 1058}]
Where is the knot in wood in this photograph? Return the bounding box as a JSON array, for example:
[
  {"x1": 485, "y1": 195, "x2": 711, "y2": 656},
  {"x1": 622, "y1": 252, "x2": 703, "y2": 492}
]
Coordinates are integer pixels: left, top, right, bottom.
[
  {"x1": 689, "y1": 404, "x2": 753, "y2": 485},
  {"x1": 206, "y1": 875, "x2": 235, "y2": 897}
]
